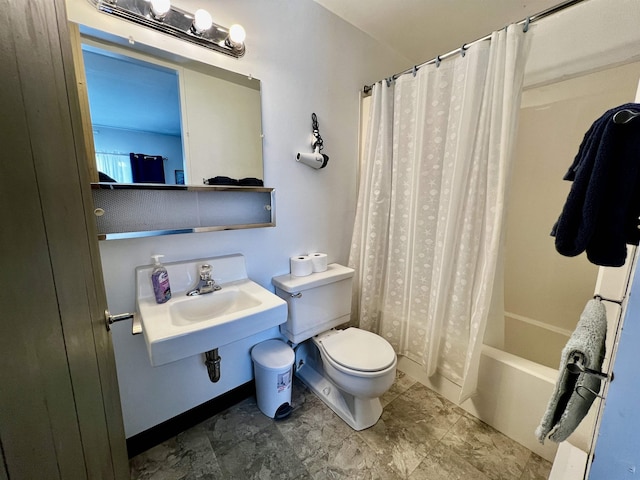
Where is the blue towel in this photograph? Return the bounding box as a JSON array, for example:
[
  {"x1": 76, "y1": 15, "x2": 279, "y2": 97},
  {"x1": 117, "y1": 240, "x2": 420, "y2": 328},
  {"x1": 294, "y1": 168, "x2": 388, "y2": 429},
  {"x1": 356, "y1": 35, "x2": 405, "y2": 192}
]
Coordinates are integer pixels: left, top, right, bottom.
[{"x1": 551, "y1": 103, "x2": 640, "y2": 267}]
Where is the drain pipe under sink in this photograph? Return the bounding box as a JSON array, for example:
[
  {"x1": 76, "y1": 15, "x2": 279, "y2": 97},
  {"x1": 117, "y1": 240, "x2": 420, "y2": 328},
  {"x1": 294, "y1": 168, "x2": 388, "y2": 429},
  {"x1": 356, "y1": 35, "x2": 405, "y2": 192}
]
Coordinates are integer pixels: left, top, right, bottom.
[{"x1": 205, "y1": 349, "x2": 221, "y2": 382}]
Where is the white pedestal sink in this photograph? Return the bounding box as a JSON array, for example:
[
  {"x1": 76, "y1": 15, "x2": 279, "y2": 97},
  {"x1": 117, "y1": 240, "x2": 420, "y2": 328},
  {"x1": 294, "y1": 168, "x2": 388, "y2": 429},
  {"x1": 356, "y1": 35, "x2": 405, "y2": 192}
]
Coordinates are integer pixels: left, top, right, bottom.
[{"x1": 136, "y1": 254, "x2": 287, "y2": 366}]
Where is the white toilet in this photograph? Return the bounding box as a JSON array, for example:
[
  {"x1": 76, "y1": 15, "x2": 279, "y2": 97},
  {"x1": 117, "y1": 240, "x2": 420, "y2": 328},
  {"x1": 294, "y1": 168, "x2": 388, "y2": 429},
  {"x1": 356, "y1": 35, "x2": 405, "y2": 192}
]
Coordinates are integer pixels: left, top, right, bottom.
[{"x1": 272, "y1": 264, "x2": 396, "y2": 430}]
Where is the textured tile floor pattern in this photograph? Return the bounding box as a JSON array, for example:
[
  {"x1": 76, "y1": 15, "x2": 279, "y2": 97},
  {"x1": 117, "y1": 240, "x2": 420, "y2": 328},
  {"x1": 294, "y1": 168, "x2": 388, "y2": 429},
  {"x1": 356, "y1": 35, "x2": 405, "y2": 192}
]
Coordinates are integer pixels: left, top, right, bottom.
[{"x1": 130, "y1": 371, "x2": 552, "y2": 479}]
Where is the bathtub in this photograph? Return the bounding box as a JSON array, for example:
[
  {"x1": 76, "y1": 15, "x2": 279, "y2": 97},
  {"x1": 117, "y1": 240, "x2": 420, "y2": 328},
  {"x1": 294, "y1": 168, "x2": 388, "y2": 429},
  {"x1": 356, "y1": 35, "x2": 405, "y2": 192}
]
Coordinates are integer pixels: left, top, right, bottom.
[{"x1": 397, "y1": 344, "x2": 599, "y2": 462}]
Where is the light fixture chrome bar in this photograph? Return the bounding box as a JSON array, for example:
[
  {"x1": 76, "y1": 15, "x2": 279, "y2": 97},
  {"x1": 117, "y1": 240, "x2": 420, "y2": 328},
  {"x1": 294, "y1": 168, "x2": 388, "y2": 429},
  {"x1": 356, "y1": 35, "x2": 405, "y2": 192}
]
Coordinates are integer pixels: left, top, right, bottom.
[{"x1": 88, "y1": 0, "x2": 245, "y2": 58}]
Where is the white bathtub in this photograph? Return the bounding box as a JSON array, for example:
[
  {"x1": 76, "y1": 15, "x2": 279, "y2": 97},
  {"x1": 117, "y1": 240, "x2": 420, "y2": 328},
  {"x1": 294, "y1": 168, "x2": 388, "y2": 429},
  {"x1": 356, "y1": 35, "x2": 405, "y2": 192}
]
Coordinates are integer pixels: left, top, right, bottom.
[{"x1": 397, "y1": 344, "x2": 599, "y2": 462}]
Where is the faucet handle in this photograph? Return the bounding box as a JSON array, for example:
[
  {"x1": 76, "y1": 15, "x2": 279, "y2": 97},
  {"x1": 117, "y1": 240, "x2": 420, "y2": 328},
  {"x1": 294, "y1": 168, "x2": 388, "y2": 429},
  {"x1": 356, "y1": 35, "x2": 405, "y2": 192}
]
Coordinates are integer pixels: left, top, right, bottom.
[{"x1": 200, "y1": 264, "x2": 212, "y2": 280}]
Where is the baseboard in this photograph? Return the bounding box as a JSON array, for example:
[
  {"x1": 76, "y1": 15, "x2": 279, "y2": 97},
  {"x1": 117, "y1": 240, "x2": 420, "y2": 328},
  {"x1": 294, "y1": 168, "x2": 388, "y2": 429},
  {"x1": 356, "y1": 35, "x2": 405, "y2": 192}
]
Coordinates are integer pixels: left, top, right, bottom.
[{"x1": 126, "y1": 380, "x2": 255, "y2": 458}]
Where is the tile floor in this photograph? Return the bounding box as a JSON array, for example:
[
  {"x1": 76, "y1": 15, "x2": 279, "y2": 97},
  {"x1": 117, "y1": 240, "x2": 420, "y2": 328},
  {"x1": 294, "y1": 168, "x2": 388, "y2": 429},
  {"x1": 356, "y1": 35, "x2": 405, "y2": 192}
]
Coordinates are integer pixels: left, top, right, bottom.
[{"x1": 130, "y1": 371, "x2": 552, "y2": 479}]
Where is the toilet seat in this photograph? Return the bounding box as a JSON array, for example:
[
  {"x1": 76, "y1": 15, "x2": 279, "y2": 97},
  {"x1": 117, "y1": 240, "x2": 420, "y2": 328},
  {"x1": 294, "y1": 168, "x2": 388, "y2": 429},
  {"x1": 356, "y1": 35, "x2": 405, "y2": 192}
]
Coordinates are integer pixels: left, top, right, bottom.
[{"x1": 314, "y1": 328, "x2": 396, "y2": 374}]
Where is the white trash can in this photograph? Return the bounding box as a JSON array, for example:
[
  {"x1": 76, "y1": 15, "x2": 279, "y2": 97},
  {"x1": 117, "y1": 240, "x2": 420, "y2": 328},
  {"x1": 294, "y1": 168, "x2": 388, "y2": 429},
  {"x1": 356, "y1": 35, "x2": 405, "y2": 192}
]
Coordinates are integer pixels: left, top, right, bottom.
[{"x1": 251, "y1": 339, "x2": 295, "y2": 419}]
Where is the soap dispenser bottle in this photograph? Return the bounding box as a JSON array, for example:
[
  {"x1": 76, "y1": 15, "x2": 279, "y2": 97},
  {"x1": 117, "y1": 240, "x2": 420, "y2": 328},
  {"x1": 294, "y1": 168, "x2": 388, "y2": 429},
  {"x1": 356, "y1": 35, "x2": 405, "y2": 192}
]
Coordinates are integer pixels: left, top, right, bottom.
[{"x1": 151, "y1": 254, "x2": 172, "y2": 304}]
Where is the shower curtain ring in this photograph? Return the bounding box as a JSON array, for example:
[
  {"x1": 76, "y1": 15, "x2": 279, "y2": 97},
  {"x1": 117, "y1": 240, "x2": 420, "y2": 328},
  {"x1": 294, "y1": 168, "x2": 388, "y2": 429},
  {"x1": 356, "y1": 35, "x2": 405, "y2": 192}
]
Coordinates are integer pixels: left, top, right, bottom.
[
  {"x1": 523, "y1": 17, "x2": 531, "y2": 32},
  {"x1": 412, "y1": 65, "x2": 418, "y2": 77},
  {"x1": 435, "y1": 56, "x2": 441, "y2": 68},
  {"x1": 460, "y1": 44, "x2": 466, "y2": 57}
]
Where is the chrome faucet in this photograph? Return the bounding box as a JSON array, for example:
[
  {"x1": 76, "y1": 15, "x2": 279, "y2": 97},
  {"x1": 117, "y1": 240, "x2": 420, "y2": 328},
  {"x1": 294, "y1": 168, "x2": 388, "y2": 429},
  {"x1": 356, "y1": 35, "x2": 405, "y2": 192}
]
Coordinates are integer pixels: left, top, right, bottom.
[{"x1": 186, "y1": 264, "x2": 222, "y2": 296}]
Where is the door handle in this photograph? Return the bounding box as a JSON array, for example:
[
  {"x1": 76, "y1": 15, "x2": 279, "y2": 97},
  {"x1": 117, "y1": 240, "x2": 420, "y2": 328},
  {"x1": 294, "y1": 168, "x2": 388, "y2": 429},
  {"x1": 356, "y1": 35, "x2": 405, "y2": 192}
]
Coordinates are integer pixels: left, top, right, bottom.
[{"x1": 105, "y1": 309, "x2": 141, "y2": 335}]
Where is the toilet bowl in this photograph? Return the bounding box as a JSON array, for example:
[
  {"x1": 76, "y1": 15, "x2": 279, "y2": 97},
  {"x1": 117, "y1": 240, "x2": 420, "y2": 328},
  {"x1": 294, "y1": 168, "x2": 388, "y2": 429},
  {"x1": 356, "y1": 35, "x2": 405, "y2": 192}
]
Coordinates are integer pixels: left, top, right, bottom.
[
  {"x1": 313, "y1": 328, "x2": 396, "y2": 398},
  {"x1": 272, "y1": 264, "x2": 397, "y2": 430}
]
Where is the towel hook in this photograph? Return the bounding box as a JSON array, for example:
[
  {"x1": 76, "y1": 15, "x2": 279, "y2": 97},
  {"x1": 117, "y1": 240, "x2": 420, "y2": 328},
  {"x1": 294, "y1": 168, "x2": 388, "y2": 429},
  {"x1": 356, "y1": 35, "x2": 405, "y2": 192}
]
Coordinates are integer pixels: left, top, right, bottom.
[
  {"x1": 575, "y1": 384, "x2": 604, "y2": 400},
  {"x1": 594, "y1": 294, "x2": 622, "y2": 305},
  {"x1": 566, "y1": 355, "x2": 613, "y2": 381},
  {"x1": 566, "y1": 361, "x2": 611, "y2": 381},
  {"x1": 612, "y1": 109, "x2": 640, "y2": 124}
]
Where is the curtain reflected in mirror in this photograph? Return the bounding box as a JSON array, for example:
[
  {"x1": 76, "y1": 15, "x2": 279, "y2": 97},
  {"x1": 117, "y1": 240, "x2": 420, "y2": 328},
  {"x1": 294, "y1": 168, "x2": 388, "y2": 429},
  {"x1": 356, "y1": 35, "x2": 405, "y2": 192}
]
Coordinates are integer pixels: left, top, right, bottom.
[{"x1": 96, "y1": 152, "x2": 132, "y2": 183}]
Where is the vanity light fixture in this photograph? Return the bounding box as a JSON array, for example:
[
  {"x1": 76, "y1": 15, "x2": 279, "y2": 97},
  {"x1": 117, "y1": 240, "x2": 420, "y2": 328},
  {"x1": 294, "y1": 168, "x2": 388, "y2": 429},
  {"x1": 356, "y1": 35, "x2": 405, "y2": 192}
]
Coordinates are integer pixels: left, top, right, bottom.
[
  {"x1": 149, "y1": 0, "x2": 170, "y2": 20},
  {"x1": 192, "y1": 8, "x2": 213, "y2": 34},
  {"x1": 226, "y1": 24, "x2": 246, "y2": 54},
  {"x1": 88, "y1": 0, "x2": 247, "y2": 58}
]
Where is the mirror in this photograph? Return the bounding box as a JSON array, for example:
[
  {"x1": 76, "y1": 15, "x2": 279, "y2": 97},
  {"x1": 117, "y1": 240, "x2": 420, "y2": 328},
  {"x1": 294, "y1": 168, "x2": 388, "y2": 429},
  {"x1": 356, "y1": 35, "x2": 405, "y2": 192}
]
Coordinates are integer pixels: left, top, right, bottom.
[{"x1": 80, "y1": 27, "x2": 264, "y2": 186}]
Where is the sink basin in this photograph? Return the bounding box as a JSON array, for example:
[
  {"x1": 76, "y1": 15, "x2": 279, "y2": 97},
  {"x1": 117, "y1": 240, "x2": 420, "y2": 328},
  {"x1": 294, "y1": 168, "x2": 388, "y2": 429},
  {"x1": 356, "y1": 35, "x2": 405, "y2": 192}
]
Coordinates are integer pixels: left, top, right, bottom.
[
  {"x1": 136, "y1": 254, "x2": 287, "y2": 366},
  {"x1": 170, "y1": 288, "x2": 261, "y2": 326}
]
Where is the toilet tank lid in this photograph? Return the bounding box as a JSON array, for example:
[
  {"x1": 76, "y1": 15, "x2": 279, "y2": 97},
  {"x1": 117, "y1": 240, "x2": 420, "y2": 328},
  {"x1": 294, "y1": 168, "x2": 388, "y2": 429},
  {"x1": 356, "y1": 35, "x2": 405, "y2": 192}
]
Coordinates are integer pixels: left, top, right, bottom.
[{"x1": 272, "y1": 263, "x2": 354, "y2": 293}]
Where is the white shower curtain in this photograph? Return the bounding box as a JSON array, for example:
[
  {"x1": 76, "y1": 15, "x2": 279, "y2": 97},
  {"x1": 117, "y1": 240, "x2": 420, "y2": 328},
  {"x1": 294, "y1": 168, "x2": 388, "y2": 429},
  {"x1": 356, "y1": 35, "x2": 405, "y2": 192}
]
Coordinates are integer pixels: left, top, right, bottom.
[
  {"x1": 349, "y1": 25, "x2": 529, "y2": 402},
  {"x1": 95, "y1": 153, "x2": 133, "y2": 183}
]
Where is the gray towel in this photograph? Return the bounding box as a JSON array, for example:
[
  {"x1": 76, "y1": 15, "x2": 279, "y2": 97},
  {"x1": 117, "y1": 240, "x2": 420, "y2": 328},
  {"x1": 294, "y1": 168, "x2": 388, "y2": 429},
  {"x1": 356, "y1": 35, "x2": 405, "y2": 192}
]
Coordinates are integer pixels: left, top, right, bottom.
[{"x1": 535, "y1": 299, "x2": 607, "y2": 444}]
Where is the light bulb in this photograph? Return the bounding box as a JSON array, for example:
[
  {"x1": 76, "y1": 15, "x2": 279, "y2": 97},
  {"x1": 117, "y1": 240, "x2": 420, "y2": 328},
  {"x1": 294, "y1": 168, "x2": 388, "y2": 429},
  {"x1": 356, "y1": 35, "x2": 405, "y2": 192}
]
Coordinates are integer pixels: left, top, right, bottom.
[
  {"x1": 149, "y1": 0, "x2": 170, "y2": 18},
  {"x1": 192, "y1": 9, "x2": 213, "y2": 34},
  {"x1": 228, "y1": 24, "x2": 246, "y2": 45}
]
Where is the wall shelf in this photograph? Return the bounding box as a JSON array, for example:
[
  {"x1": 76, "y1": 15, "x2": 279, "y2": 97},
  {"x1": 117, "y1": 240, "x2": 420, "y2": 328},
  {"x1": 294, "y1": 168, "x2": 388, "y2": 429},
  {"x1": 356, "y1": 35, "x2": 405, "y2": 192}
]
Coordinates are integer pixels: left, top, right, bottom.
[{"x1": 91, "y1": 183, "x2": 275, "y2": 240}]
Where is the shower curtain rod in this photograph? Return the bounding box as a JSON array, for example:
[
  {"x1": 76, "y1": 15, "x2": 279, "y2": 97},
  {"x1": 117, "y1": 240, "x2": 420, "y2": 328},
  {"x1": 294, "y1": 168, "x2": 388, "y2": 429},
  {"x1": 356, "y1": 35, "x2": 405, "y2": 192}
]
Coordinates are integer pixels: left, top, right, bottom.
[
  {"x1": 363, "y1": 0, "x2": 586, "y2": 94},
  {"x1": 96, "y1": 151, "x2": 130, "y2": 156},
  {"x1": 96, "y1": 151, "x2": 168, "y2": 160}
]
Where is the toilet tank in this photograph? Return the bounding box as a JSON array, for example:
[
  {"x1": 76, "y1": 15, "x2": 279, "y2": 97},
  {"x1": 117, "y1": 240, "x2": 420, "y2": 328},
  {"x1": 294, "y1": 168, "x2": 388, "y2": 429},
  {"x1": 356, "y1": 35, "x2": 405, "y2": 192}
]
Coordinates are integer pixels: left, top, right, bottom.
[{"x1": 272, "y1": 264, "x2": 354, "y2": 343}]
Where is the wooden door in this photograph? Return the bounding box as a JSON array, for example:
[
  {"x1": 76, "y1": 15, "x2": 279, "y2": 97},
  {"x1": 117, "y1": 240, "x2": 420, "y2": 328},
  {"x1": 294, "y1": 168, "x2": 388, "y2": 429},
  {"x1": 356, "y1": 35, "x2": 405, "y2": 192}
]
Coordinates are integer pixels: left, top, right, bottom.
[{"x1": 0, "y1": 0, "x2": 129, "y2": 478}]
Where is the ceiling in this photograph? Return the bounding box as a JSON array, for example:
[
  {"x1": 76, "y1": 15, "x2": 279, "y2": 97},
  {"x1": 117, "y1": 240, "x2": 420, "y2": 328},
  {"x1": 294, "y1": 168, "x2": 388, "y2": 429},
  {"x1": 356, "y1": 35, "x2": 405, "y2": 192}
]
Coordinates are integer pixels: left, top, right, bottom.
[{"x1": 314, "y1": 0, "x2": 568, "y2": 66}]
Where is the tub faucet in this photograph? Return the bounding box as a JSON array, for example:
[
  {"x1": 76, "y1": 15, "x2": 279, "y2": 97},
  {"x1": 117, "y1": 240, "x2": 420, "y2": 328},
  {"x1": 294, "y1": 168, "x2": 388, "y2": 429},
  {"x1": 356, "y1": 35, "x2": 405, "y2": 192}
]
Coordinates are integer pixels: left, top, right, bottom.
[{"x1": 187, "y1": 264, "x2": 221, "y2": 296}]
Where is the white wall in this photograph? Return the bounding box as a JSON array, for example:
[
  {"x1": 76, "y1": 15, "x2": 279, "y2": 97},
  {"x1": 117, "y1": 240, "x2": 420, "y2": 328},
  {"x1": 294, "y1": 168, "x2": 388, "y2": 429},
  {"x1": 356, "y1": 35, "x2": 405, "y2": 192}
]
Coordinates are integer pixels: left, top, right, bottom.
[
  {"x1": 523, "y1": 0, "x2": 640, "y2": 88},
  {"x1": 66, "y1": 0, "x2": 408, "y2": 436},
  {"x1": 182, "y1": 68, "x2": 262, "y2": 182}
]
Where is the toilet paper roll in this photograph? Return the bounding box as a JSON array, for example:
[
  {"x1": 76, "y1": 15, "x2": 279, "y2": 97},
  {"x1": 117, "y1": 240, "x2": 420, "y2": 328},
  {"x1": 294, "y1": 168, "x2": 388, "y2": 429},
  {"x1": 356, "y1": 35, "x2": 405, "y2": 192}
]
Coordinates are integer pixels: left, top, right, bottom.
[
  {"x1": 309, "y1": 252, "x2": 328, "y2": 273},
  {"x1": 290, "y1": 255, "x2": 313, "y2": 276}
]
